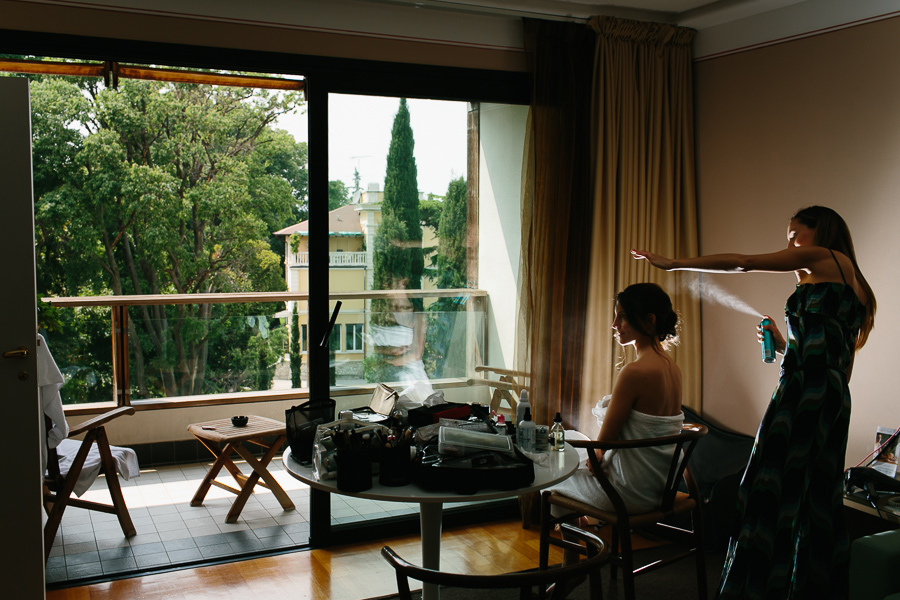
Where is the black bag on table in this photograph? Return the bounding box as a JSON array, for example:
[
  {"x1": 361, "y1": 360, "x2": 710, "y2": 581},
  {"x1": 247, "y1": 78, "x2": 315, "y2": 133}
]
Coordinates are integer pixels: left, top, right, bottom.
[
  {"x1": 407, "y1": 402, "x2": 472, "y2": 427},
  {"x1": 286, "y1": 398, "x2": 336, "y2": 465},
  {"x1": 411, "y1": 443, "x2": 535, "y2": 495}
]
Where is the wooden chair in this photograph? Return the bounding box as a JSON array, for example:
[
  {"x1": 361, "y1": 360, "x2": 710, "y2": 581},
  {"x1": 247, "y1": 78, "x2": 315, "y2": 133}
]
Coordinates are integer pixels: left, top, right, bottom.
[
  {"x1": 539, "y1": 423, "x2": 709, "y2": 600},
  {"x1": 381, "y1": 523, "x2": 610, "y2": 600},
  {"x1": 467, "y1": 365, "x2": 530, "y2": 417},
  {"x1": 43, "y1": 406, "x2": 137, "y2": 562}
]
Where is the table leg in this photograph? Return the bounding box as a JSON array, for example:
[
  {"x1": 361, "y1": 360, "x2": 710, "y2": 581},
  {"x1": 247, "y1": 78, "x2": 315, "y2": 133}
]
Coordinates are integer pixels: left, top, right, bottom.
[
  {"x1": 420, "y1": 502, "x2": 443, "y2": 600},
  {"x1": 190, "y1": 441, "x2": 236, "y2": 507},
  {"x1": 233, "y1": 438, "x2": 295, "y2": 511}
]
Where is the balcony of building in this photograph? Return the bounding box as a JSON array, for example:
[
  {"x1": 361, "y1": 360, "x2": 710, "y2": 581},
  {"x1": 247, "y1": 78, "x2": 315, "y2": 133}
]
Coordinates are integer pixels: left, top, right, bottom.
[{"x1": 288, "y1": 252, "x2": 368, "y2": 268}]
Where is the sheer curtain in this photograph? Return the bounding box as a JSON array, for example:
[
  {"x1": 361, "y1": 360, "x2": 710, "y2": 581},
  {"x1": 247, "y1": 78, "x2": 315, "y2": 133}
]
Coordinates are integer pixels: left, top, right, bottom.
[
  {"x1": 521, "y1": 16, "x2": 701, "y2": 433},
  {"x1": 519, "y1": 20, "x2": 597, "y2": 427}
]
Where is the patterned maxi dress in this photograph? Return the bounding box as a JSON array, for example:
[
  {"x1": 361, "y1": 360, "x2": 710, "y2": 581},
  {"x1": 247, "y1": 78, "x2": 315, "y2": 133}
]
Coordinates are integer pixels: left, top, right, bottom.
[{"x1": 718, "y1": 282, "x2": 864, "y2": 600}]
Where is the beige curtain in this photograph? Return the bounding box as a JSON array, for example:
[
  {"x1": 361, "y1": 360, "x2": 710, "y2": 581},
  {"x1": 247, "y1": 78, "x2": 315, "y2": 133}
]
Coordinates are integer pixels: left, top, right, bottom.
[{"x1": 579, "y1": 16, "x2": 702, "y2": 435}]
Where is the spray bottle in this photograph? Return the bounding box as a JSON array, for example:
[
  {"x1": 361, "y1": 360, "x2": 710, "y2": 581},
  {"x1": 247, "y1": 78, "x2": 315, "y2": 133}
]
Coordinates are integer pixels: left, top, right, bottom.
[{"x1": 760, "y1": 318, "x2": 776, "y2": 363}]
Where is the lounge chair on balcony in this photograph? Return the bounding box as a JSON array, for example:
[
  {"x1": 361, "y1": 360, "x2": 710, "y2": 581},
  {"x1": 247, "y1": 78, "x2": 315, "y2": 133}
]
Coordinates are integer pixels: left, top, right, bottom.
[{"x1": 39, "y1": 334, "x2": 139, "y2": 562}]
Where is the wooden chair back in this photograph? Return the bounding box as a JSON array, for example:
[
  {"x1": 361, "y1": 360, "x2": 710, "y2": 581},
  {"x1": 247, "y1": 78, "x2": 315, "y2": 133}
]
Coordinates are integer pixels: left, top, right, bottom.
[
  {"x1": 383, "y1": 524, "x2": 609, "y2": 600},
  {"x1": 540, "y1": 422, "x2": 710, "y2": 600}
]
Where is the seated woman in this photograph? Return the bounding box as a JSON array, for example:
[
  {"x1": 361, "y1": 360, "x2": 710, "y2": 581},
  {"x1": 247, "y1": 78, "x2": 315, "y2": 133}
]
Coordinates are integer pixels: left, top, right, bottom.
[{"x1": 549, "y1": 282, "x2": 683, "y2": 519}]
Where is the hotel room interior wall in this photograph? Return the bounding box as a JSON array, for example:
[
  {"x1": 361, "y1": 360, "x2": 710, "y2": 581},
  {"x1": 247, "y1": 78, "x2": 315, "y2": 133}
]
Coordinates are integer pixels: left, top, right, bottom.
[
  {"x1": 693, "y1": 15, "x2": 900, "y2": 467},
  {"x1": 478, "y1": 103, "x2": 528, "y2": 371},
  {"x1": 0, "y1": 0, "x2": 527, "y2": 72}
]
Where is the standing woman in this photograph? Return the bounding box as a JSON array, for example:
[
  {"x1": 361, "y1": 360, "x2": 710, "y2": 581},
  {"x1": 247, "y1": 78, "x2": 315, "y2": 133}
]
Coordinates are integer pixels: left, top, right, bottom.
[{"x1": 632, "y1": 206, "x2": 876, "y2": 599}]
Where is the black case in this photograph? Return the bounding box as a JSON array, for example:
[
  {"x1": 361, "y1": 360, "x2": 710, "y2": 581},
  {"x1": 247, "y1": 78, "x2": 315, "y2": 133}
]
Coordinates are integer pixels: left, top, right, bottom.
[
  {"x1": 411, "y1": 444, "x2": 535, "y2": 495},
  {"x1": 285, "y1": 398, "x2": 336, "y2": 465},
  {"x1": 407, "y1": 402, "x2": 472, "y2": 427}
]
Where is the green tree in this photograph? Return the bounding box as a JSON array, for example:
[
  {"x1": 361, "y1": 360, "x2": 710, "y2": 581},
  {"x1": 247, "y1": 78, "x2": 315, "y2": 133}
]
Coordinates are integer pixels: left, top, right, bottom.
[
  {"x1": 352, "y1": 167, "x2": 362, "y2": 197},
  {"x1": 376, "y1": 98, "x2": 422, "y2": 291},
  {"x1": 290, "y1": 302, "x2": 303, "y2": 388},
  {"x1": 424, "y1": 177, "x2": 468, "y2": 378},
  {"x1": 30, "y1": 76, "x2": 306, "y2": 399},
  {"x1": 328, "y1": 179, "x2": 351, "y2": 210},
  {"x1": 436, "y1": 177, "x2": 467, "y2": 289}
]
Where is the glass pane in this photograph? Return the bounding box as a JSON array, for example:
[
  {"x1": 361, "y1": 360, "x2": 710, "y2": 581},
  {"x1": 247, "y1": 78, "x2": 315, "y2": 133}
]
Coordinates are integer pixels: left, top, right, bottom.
[
  {"x1": 43, "y1": 307, "x2": 114, "y2": 405},
  {"x1": 126, "y1": 303, "x2": 286, "y2": 399}
]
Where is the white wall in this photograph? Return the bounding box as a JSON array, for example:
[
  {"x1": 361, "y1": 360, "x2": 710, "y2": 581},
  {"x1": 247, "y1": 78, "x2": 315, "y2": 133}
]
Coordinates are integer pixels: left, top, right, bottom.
[
  {"x1": 478, "y1": 103, "x2": 528, "y2": 370},
  {"x1": 694, "y1": 15, "x2": 900, "y2": 468}
]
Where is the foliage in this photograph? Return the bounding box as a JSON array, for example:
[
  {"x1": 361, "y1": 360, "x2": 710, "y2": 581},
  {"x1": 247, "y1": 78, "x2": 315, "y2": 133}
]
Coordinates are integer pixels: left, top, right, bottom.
[
  {"x1": 418, "y1": 197, "x2": 443, "y2": 231},
  {"x1": 424, "y1": 177, "x2": 468, "y2": 378},
  {"x1": 30, "y1": 76, "x2": 307, "y2": 400},
  {"x1": 375, "y1": 98, "x2": 423, "y2": 292},
  {"x1": 352, "y1": 167, "x2": 362, "y2": 197},
  {"x1": 436, "y1": 177, "x2": 468, "y2": 290},
  {"x1": 329, "y1": 179, "x2": 351, "y2": 210},
  {"x1": 290, "y1": 303, "x2": 303, "y2": 388},
  {"x1": 43, "y1": 306, "x2": 114, "y2": 404}
]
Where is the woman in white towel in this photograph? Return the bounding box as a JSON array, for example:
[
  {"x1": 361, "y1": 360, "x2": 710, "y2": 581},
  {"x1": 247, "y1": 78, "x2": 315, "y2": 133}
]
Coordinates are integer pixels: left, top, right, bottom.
[{"x1": 549, "y1": 282, "x2": 683, "y2": 523}]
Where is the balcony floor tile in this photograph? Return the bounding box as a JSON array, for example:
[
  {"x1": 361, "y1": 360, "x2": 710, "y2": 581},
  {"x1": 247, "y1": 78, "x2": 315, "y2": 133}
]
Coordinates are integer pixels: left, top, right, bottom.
[{"x1": 45, "y1": 456, "x2": 498, "y2": 589}]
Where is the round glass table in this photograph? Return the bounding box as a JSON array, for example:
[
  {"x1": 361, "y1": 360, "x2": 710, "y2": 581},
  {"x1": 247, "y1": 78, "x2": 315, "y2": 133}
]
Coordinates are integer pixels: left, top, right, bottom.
[{"x1": 283, "y1": 445, "x2": 579, "y2": 600}]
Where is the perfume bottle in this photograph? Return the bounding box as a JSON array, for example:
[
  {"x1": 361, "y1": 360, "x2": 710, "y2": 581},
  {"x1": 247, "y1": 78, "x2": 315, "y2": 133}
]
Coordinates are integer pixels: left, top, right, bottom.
[{"x1": 760, "y1": 318, "x2": 776, "y2": 363}]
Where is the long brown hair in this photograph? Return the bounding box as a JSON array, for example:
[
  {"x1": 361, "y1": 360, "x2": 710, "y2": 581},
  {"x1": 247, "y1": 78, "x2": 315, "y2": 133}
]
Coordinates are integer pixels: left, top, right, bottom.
[{"x1": 792, "y1": 206, "x2": 876, "y2": 349}]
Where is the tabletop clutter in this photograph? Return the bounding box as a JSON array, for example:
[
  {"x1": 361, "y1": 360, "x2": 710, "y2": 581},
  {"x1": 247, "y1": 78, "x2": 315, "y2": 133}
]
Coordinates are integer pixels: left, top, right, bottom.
[{"x1": 286, "y1": 384, "x2": 567, "y2": 495}]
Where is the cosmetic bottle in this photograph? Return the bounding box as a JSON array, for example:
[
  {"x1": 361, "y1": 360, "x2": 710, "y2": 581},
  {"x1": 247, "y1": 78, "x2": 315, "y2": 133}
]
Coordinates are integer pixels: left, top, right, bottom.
[
  {"x1": 517, "y1": 407, "x2": 536, "y2": 452},
  {"x1": 516, "y1": 390, "x2": 531, "y2": 428},
  {"x1": 550, "y1": 412, "x2": 565, "y2": 452}
]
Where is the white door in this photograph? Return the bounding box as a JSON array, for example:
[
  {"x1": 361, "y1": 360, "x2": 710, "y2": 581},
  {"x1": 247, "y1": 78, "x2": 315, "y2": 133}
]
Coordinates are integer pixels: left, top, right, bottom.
[{"x1": 0, "y1": 76, "x2": 45, "y2": 598}]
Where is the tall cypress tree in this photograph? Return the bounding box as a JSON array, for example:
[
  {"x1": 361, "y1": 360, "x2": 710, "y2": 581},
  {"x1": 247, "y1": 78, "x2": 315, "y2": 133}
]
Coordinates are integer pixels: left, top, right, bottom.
[
  {"x1": 367, "y1": 99, "x2": 422, "y2": 382},
  {"x1": 378, "y1": 98, "x2": 422, "y2": 291}
]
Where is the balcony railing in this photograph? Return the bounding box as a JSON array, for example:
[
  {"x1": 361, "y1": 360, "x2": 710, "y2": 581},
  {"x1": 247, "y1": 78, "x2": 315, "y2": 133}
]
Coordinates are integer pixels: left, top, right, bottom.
[
  {"x1": 41, "y1": 289, "x2": 487, "y2": 412},
  {"x1": 288, "y1": 252, "x2": 368, "y2": 267}
]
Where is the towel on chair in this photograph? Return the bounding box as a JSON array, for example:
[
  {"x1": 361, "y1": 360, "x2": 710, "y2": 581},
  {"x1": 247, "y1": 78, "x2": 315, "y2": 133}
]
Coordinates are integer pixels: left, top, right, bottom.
[
  {"x1": 54, "y1": 438, "x2": 141, "y2": 496},
  {"x1": 38, "y1": 334, "x2": 68, "y2": 473}
]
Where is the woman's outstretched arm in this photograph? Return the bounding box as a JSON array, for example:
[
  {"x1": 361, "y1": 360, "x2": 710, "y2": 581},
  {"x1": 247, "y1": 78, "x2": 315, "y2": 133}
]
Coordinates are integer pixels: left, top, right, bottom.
[{"x1": 631, "y1": 246, "x2": 829, "y2": 274}]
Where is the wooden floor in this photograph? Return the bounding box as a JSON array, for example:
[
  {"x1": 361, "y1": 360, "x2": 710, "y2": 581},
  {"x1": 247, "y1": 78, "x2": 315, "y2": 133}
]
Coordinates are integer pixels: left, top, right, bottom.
[{"x1": 46, "y1": 519, "x2": 564, "y2": 600}]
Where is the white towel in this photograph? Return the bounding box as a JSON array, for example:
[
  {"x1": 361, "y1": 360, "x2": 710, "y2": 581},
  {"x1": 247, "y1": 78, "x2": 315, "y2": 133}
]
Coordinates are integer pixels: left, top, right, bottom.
[
  {"x1": 38, "y1": 334, "x2": 68, "y2": 472},
  {"x1": 54, "y1": 438, "x2": 141, "y2": 497}
]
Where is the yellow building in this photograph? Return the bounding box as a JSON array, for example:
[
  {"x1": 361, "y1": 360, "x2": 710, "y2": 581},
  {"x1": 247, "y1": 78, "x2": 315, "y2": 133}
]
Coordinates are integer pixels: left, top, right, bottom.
[{"x1": 275, "y1": 183, "x2": 437, "y2": 384}]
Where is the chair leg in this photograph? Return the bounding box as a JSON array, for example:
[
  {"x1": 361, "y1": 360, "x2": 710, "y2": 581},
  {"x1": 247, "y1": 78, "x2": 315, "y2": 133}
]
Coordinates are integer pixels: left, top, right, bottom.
[
  {"x1": 96, "y1": 427, "x2": 136, "y2": 537},
  {"x1": 693, "y1": 506, "x2": 708, "y2": 600},
  {"x1": 539, "y1": 492, "x2": 552, "y2": 570},
  {"x1": 43, "y1": 430, "x2": 98, "y2": 562},
  {"x1": 620, "y1": 526, "x2": 636, "y2": 600},
  {"x1": 538, "y1": 492, "x2": 553, "y2": 600},
  {"x1": 395, "y1": 572, "x2": 413, "y2": 600},
  {"x1": 609, "y1": 524, "x2": 619, "y2": 580}
]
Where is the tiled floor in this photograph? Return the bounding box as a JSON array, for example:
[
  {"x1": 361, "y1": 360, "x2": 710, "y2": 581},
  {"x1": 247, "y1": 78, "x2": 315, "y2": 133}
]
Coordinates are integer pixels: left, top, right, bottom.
[{"x1": 45, "y1": 457, "x2": 420, "y2": 586}]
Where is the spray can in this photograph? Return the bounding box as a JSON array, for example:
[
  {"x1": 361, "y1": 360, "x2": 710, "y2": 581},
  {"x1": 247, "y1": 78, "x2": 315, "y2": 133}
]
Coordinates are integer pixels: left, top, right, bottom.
[{"x1": 760, "y1": 318, "x2": 776, "y2": 363}]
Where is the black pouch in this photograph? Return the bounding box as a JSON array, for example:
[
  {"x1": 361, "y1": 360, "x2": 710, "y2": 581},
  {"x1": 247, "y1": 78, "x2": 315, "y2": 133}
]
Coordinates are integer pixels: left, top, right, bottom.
[
  {"x1": 411, "y1": 444, "x2": 535, "y2": 495},
  {"x1": 407, "y1": 402, "x2": 472, "y2": 427},
  {"x1": 286, "y1": 398, "x2": 336, "y2": 465}
]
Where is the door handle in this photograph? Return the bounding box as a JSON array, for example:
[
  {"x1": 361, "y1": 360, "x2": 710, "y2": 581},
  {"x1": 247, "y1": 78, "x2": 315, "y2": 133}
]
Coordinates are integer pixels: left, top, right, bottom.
[{"x1": 2, "y1": 347, "x2": 28, "y2": 359}]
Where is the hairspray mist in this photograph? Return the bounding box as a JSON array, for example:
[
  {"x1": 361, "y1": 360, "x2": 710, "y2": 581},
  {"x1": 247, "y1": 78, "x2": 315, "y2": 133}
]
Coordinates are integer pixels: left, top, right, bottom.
[{"x1": 760, "y1": 318, "x2": 776, "y2": 363}]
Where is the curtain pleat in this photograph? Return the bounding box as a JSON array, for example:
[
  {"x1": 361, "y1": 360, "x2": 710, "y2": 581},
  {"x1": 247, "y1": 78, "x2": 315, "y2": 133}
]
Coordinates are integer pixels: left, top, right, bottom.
[{"x1": 521, "y1": 15, "x2": 701, "y2": 434}]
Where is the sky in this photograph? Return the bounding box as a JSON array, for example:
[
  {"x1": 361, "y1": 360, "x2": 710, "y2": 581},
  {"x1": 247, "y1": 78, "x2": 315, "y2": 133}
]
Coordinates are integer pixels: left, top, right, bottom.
[{"x1": 276, "y1": 94, "x2": 469, "y2": 198}]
